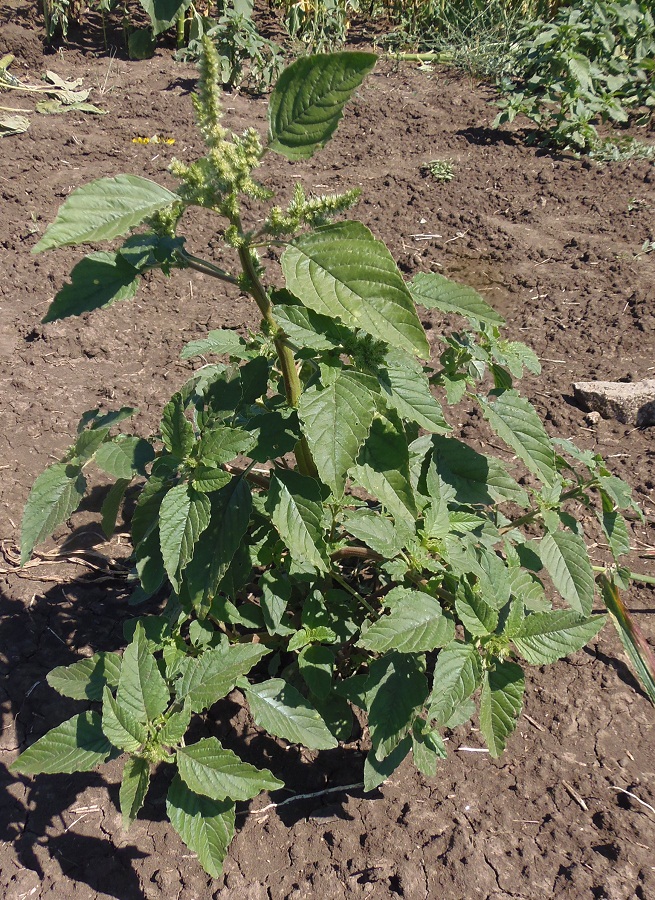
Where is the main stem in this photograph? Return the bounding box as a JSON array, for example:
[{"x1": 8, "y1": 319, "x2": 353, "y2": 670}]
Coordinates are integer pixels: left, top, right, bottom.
[{"x1": 237, "y1": 240, "x2": 318, "y2": 479}]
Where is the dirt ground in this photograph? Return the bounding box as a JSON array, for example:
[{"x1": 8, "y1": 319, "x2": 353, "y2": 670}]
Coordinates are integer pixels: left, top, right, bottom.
[{"x1": 1, "y1": 2, "x2": 654, "y2": 898}]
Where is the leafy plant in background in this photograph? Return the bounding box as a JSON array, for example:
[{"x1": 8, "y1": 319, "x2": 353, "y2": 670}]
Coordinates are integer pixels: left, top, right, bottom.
[
  {"x1": 12, "y1": 41, "x2": 655, "y2": 877},
  {"x1": 275, "y1": 0, "x2": 359, "y2": 53},
  {"x1": 494, "y1": 0, "x2": 655, "y2": 152}
]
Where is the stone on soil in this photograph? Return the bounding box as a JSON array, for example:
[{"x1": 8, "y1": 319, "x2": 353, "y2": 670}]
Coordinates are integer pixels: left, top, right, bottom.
[{"x1": 572, "y1": 379, "x2": 655, "y2": 426}]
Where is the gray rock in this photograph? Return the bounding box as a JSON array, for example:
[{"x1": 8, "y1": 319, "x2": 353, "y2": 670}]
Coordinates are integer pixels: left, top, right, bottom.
[{"x1": 572, "y1": 378, "x2": 655, "y2": 426}]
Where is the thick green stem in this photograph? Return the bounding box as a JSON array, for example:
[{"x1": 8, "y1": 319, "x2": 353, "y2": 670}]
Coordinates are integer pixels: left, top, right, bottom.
[
  {"x1": 592, "y1": 565, "x2": 655, "y2": 586},
  {"x1": 236, "y1": 240, "x2": 318, "y2": 478},
  {"x1": 176, "y1": 10, "x2": 186, "y2": 49}
]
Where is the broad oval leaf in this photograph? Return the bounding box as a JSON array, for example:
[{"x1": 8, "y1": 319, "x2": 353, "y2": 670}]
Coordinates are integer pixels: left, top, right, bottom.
[
  {"x1": 245, "y1": 679, "x2": 338, "y2": 750},
  {"x1": 266, "y1": 469, "x2": 329, "y2": 573},
  {"x1": 94, "y1": 436, "x2": 155, "y2": 479},
  {"x1": 409, "y1": 271, "x2": 505, "y2": 325},
  {"x1": 166, "y1": 774, "x2": 235, "y2": 879},
  {"x1": 177, "y1": 737, "x2": 283, "y2": 801},
  {"x1": 137, "y1": 0, "x2": 192, "y2": 35},
  {"x1": 480, "y1": 391, "x2": 557, "y2": 487},
  {"x1": 47, "y1": 652, "x2": 122, "y2": 701},
  {"x1": 268, "y1": 51, "x2": 377, "y2": 160},
  {"x1": 380, "y1": 351, "x2": 449, "y2": 433},
  {"x1": 20, "y1": 462, "x2": 86, "y2": 564},
  {"x1": 42, "y1": 252, "x2": 140, "y2": 323},
  {"x1": 479, "y1": 661, "x2": 525, "y2": 758},
  {"x1": 102, "y1": 686, "x2": 148, "y2": 753},
  {"x1": 33, "y1": 175, "x2": 178, "y2": 252},
  {"x1": 365, "y1": 653, "x2": 428, "y2": 761},
  {"x1": 358, "y1": 590, "x2": 454, "y2": 654},
  {"x1": 299, "y1": 369, "x2": 378, "y2": 497},
  {"x1": 177, "y1": 643, "x2": 270, "y2": 713},
  {"x1": 159, "y1": 484, "x2": 212, "y2": 591},
  {"x1": 116, "y1": 623, "x2": 170, "y2": 724},
  {"x1": 427, "y1": 641, "x2": 483, "y2": 727},
  {"x1": 539, "y1": 529, "x2": 595, "y2": 615},
  {"x1": 11, "y1": 712, "x2": 115, "y2": 775},
  {"x1": 512, "y1": 610, "x2": 606, "y2": 665},
  {"x1": 180, "y1": 329, "x2": 249, "y2": 360},
  {"x1": 283, "y1": 221, "x2": 429, "y2": 357}
]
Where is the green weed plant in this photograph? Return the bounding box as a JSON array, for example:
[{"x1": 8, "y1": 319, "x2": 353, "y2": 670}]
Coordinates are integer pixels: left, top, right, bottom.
[{"x1": 12, "y1": 41, "x2": 654, "y2": 877}]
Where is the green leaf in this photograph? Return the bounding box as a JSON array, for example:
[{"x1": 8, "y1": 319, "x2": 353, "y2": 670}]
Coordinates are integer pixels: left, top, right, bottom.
[
  {"x1": 427, "y1": 642, "x2": 483, "y2": 727},
  {"x1": 512, "y1": 610, "x2": 606, "y2": 665},
  {"x1": 412, "y1": 722, "x2": 447, "y2": 776},
  {"x1": 599, "y1": 575, "x2": 655, "y2": 706},
  {"x1": 341, "y1": 509, "x2": 404, "y2": 558},
  {"x1": 266, "y1": 469, "x2": 329, "y2": 573},
  {"x1": 11, "y1": 712, "x2": 115, "y2": 775},
  {"x1": 137, "y1": 0, "x2": 192, "y2": 34},
  {"x1": 268, "y1": 51, "x2": 377, "y2": 160},
  {"x1": 480, "y1": 391, "x2": 557, "y2": 487},
  {"x1": 539, "y1": 529, "x2": 595, "y2": 615},
  {"x1": 365, "y1": 653, "x2": 428, "y2": 761},
  {"x1": 116, "y1": 623, "x2": 170, "y2": 724},
  {"x1": 159, "y1": 484, "x2": 212, "y2": 591},
  {"x1": 42, "y1": 252, "x2": 140, "y2": 323},
  {"x1": 94, "y1": 436, "x2": 154, "y2": 479},
  {"x1": 102, "y1": 686, "x2": 148, "y2": 753},
  {"x1": 166, "y1": 774, "x2": 235, "y2": 879},
  {"x1": 161, "y1": 393, "x2": 195, "y2": 460},
  {"x1": 260, "y1": 570, "x2": 293, "y2": 636},
  {"x1": 299, "y1": 370, "x2": 378, "y2": 496},
  {"x1": 33, "y1": 175, "x2": 178, "y2": 252},
  {"x1": 380, "y1": 352, "x2": 449, "y2": 433},
  {"x1": 177, "y1": 737, "x2": 283, "y2": 801},
  {"x1": 101, "y1": 478, "x2": 131, "y2": 537},
  {"x1": 455, "y1": 587, "x2": 498, "y2": 638},
  {"x1": 159, "y1": 701, "x2": 193, "y2": 746},
  {"x1": 120, "y1": 756, "x2": 150, "y2": 829},
  {"x1": 177, "y1": 644, "x2": 269, "y2": 713},
  {"x1": 245, "y1": 679, "x2": 338, "y2": 750},
  {"x1": 351, "y1": 412, "x2": 417, "y2": 534},
  {"x1": 180, "y1": 478, "x2": 252, "y2": 618},
  {"x1": 47, "y1": 652, "x2": 122, "y2": 701},
  {"x1": 298, "y1": 645, "x2": 334, "y2": 699},
  {"x1": 427, "y1": 435, "x2": 528, "y2": 507},
  {"x1": 363, "y1": 734, "x2": 412, "y2": 792},
  {"x1": 409, "y1": 272, "x2": 504, "y2": 325},
  {"x1": 358, "y1": 590, "x2": 454, "y2": 654},
  {"x1": 20, "y1": 462, "x2": 86, "y2": 564},
  {"x1": 479, "y1": 661, "x2": 524, "y2": 758},
  {"x1": 273, "y1": 304, "x2": 347, "y2": 350},
  {"x1": 197, "y1": 425, "x2": 255, "y2": 465},
  {"x1": 180, "y1": 329, "x2": 248, "y2": 360},
  {"x1": 283, "y1": 221, "x2": 429, "y2": 357},
  {"x1": 191, "y1": 465, "x2": 232, "y2": 493},
  {"x1": 600, "y1": 509, "x2": 631, "y2": 560}
]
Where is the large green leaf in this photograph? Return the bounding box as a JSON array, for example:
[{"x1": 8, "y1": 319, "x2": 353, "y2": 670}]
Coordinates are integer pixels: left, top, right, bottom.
[
  {"x1": 365, "y1": 653, "x2": 428, "y2": 761},
  {"x1": 137, "y1": 0, "x2": 192, "y2": 34},
  {"x1": 539, "y1": 529, "x2": 595, "y2": 615},
  {"x1": 42, "y1": 252, "x2": 140, "y2": 323},
  {"x1": 268, "y1": 51, "x2": 377, "y2": 160},
  {"x1": 358, "y1": 590, "x2": 454, "y2": 654},
  {"x1": 166, "y1": 774, "x2": 235, "y2": 879},
  {"x1": 197, "y1": 425, "x2": 255, "y2": 465},
  {"x1": 363, "y1": 734, "x2": 412, "y2": 792},
  {"x1": 455, "y1": 586, "x2": 499, "y2": 637},
  {"x1": 299, "y1": 369, "x2": 378, "y2": 496},
  {"x1": 120, "y1": 756, "x2": 151, "y2": 829},
  {"x1": 426, "y1": 435, "x2": 528, "y2": 507},
  {"x1": 11, "y1": 712, "x2": 115, "y2": 775},
  {"x1": 380, "y1": 351, "x2": 449, "y2": 433},
  {"x1": 20, "y1": 462, "x2": 86, "y2": 564},
  {"x1": 341, "y1": 509, "x2": 404, "y2": 559},
  {"x1": 161, "y1": 392, "x2": 195, "y2": 460},
  {"x1": 427, "y1": 642, "x2": 483, "y2": 726},
  {"x1": 283, "y1": 222, "x2": 429, "y2": 357},
  {"x1": 409, "y1": 272, "x2": 504, "y2": 325},
  {"x1": 181, "y1": 329, "x2": 249, "y2": 360},
  {"x1": 480, "y1": 391, "x2": 557, "y2": 487},
  {"x1": 245, "y1": 679, "x2": 338, "y2": 750},
  {"x1": 266, "y1": 469, "x2": 329, "y2": 572},
  {"x1": 273, "y1": 304, "x2": 347, "y2": 350},
  {"x1": 94, "y1": 436, "x2": 154, "y2": 479},
  {"x1": 33, "y1": 176, "x2": 178, "y2": 252},
  {"x1": 177, "y1": 737, "x2": 283, "y2": 801},
  {"x1": 180, "y1": 478, "x2": 252, "y2": 617},
  {"x1": 177, "y1": 644, "x2": 269, "y2": 713},
  {"x1": 512, "y1": 610, "x2": 606, "y2": 665},
  {"x1": 102, "y1": 686, "x2": 148, "y2": 753},
  {"x1": 47, "y1": 652, "x2": 122, "y2": 701},
  {"x1": 479, "y1": 661, "x2": 524, "y2": 757},
  {"x1": 116, "y1": 623, "x2": 170, "y2": 724},
  {"x1": 351, "y1": 412, "x2": 417, "y2": 534},
  {"x1": 159, "y1": 484, "x2": 212, "y2": 591}
]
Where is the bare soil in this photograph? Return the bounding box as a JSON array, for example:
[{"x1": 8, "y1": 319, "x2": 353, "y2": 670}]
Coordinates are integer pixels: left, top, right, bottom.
[{"x1": 1, "y1": 3, "x2": 654, "y2": 898}]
